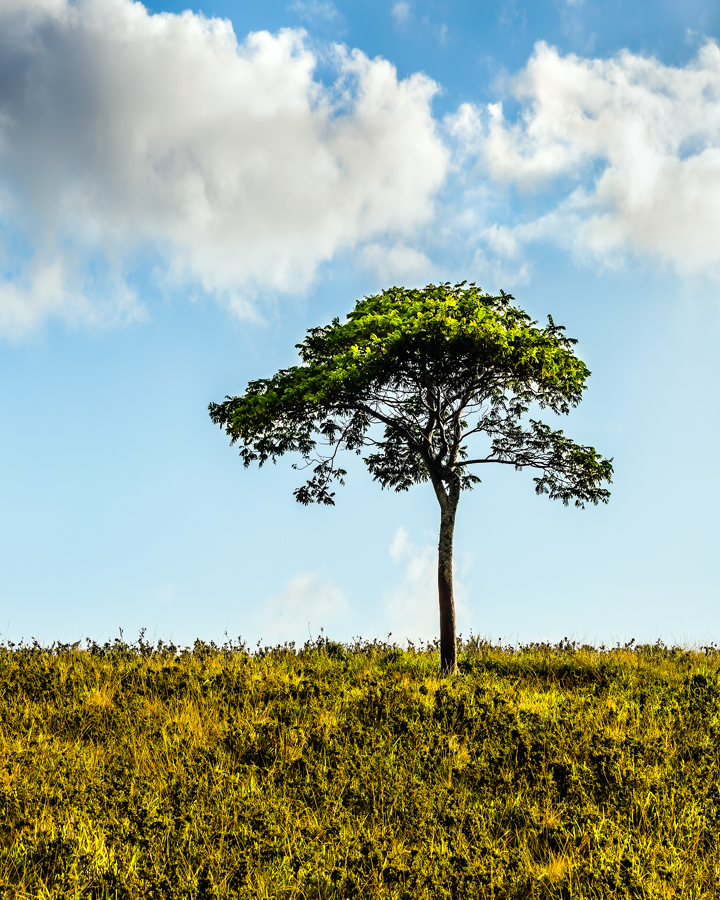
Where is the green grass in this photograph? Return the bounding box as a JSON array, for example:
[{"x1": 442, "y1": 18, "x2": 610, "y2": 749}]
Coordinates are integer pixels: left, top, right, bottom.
[{"x1": 2, "y1": 633, "x2": 720, "y2": 898}]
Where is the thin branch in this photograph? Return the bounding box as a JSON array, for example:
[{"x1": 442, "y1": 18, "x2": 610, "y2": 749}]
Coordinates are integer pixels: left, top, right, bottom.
[{"x1": 462, "y1": 457, "x2": 520, "y2": 466}]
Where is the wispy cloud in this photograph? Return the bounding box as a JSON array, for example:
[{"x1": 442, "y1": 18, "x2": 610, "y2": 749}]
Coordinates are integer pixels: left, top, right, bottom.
[
  {"x1": 380, "y1": 528, "x2": 471, "y2": 645},
  {"x1": 289, "y1": 0, "x2": 340, "y2": 22},
  {"x1": 392, "y1": 1, "x2": 411, "y2": 25},
  {"x1": 258, "y1": 570, "x2": 350, "y2": 646},
  {"x1": 360, "y1": 242, "x2": 432, "y2": 282}
]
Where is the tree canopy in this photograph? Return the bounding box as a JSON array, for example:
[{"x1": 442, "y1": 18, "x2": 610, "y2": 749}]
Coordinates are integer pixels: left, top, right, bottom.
[{"x1": 211, "y1": 282, "x2": 613, "y2": 672}]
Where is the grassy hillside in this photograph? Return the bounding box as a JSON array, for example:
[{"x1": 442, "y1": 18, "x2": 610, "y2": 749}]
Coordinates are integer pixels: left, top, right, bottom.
[{"x1": 1, "y1": 634, "x2": 719, "y2": 898}]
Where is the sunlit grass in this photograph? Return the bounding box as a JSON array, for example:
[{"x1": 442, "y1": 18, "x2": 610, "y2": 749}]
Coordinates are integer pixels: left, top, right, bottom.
[{"x1": 1, "y1": 633, "x2": 719, "y2": 897}]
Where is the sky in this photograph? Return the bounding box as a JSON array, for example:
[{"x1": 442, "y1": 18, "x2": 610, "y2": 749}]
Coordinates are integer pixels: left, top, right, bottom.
[{"x1": 2, "y1": 0, "x2": 720, "y2": 649}]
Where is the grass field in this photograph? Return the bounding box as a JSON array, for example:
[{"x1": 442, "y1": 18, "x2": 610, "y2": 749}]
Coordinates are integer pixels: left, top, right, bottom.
[{"x1": 1, "y1": 633, "x2": 719, "y2": 898}]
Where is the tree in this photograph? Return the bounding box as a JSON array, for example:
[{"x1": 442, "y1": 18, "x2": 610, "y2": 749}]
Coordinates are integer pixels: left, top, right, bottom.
[{"x1": 210, "y1": 283, "x2": 613, "y2": 674}]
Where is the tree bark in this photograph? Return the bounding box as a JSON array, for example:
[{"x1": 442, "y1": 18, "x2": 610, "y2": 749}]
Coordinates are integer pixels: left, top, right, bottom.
[{"x1": 437, "y1": 487, "x2": 460, "y2": 675}]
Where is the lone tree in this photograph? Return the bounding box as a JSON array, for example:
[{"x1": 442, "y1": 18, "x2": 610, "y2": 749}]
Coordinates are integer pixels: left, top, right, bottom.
[{"x1": 210, "y1": 283, "x2": 612, "y2": 673}]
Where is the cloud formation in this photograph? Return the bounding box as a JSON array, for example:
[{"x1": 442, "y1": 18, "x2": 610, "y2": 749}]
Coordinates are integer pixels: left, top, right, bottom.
[
  {"x1": 383, "y1": 528, "x2": 439, "y2": 643},
  {"x1": 5, "y1": 5, "x2": 720, "y2": 336},
  {"x1": 0, "y1": 0, "x2": 448, "y2": 334},
  {"x1": 451, "y1": 40, "x2": 720, "y2": 274},
  {"x1": 391, "y1": 2, "x2": 411, "y2": 26},
  {"x1": 260, "y1": 569, "x2": 349, "y2": 645},
  {"x1": 289, "y1": 1, "x2": 340, "y2": 23},
  {"x1": 381, "y1": 528, "x2": 470, "y2": 644}
]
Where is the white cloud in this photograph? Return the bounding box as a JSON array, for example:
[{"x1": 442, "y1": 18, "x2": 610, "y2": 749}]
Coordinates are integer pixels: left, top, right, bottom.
[
  {"x1": 470, "y1": 247, "x2": 532, "y2": 292},
  {"x1": 7, "y1": 6, "x2": 720, "y2": 336},
  {"x1": 381, "y1": 527, "x2": 471, "y2": 644},
  {"x1": 449, "y1": 40, "x2": 720, "y2": 275},
  {"x1": 392, "y1": 1, "x2": 411, "y2": 25},
  {"x1": 0, "y1": 0, "x2": 448, "y2": 335},
  {"x1": 259, "y1": 570, "x2": 349, "y2": 645},
  {"x1": 0, "y1": 255, "x2": 143, "y2": 339},
  {"x1": 290, "y1": 0, "x2": 339, "y2": 22},
  {"x1": 360, "y1": 241, "x2": 432, "y2": 282},
  {"x1": 385, "y1": 528, "x2": 439, "y2": 642}
]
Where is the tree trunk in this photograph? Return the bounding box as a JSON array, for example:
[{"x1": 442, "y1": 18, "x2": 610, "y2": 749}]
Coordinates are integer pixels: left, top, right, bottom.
[{"x1": 438, "y1": 490, "x2": 459, "y2": 675}]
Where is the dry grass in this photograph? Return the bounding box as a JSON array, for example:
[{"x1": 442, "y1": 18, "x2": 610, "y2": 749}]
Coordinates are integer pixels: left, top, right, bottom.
[{"x1": 1, "y1": 635, "x2": 719, "y2": 898}]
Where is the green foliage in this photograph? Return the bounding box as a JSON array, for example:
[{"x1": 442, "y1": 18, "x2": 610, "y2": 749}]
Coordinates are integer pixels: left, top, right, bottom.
[
  {"x1": 2, "y1": 634, "x2": 720, "y2": 898},
  {"x1": 210, "y1": 284, "x2": 614, "y2": 676},
  {"x1": 209, "y1": 283, "x2": 613, "y2": 508}
]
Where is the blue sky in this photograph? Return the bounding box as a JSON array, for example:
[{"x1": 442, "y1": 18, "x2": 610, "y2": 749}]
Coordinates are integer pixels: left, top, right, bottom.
[{"x1": 1, "y1": 0, "x2": 720, "y2": 648}]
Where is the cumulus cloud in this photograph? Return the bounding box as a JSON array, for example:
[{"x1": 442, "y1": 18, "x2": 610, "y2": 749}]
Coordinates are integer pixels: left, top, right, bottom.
[
  {"x1": 450, "y1": 40, "x2": 720, "y2": 275},
  {"x1": 0, "y1": 0, "x2": 448, "y2": 335},
  {"x1": 7, "y1": 4, "x2": 720, "y2": 337},
  {"x1": 260, "y1": 569, "x2": 349, "y2": 645}
]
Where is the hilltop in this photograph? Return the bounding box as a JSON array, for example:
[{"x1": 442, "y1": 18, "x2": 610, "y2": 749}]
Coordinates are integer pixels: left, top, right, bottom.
[{"x1": 1, "y1": 635, "x2": 718, "y2": 898}]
